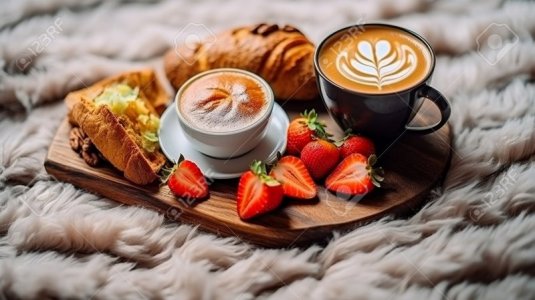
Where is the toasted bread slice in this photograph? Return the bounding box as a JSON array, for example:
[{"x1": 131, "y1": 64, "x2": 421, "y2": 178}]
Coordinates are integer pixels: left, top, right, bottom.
[{"x1": 66, "y1": 69, "x2": 169, "y2": 185}]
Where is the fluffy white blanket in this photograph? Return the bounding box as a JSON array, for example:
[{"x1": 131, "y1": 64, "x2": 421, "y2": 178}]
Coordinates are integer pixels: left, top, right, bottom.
[{"x1": 1, "y1": 0, "x2": 535, "y2": 299}]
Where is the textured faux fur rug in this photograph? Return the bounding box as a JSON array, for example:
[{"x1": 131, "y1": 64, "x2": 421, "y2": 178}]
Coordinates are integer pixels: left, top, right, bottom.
[{"x1": 1, "y1": 0, "x2": 535, "y2": 299}]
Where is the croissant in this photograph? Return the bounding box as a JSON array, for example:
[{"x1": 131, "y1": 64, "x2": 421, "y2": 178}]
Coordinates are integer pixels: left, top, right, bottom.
[{"x1": 164, "y1": 23, "x2": 317, "y2": 101}]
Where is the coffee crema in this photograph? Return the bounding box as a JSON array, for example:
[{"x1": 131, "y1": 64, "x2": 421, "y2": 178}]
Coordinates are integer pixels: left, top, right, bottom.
[
  {"x1": 179, "y1": 71, "x2": 269, "y2": 132},
  {"x1": 318, "y1": 25, "x2": 432, "y2": 94}
]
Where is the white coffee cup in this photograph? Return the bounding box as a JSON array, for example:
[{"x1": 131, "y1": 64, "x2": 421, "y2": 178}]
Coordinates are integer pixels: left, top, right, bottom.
[{"x1": 175, "y1": 68, "x2": 274, "y2": 159}]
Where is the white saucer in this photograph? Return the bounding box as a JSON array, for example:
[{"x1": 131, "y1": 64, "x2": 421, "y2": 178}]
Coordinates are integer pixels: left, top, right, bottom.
[{"x1": 159, "y1": 103, "x2": 289, "y2": 179}]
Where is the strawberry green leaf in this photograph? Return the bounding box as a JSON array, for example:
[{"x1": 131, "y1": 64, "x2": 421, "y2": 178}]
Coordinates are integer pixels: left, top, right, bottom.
[
  {"x1": 261, "y1": 174, "x2": 281, "y2": 186},
  {"x1": 159, "y1": 161, "x2": 178, "y2": 184},
  {"x1": 250, "y1": 160, "x2": 263, "y2": 175}
]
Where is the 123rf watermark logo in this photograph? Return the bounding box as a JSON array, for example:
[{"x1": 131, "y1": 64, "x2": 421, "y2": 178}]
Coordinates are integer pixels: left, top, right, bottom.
[
  {"x1": 163, "y1": 167, "x2": 216, "y2": 221},
  {"x1": 319, "y1": 19, "x2": 366, "y2": 69},
  {"x1": 173, "y1": 23, "x2": 216, "y2": 65},
  {"x1": 476, "y1": 23, "x2": 519, "y2": 66},
  {"x1": 15, "y1": 17, "x2": 63, "y2": 71},
  {"x1": 9, "y1": 175, "x2": 60, "y2": 217},
  {"x1": 469, "y1": 168, "x2": 518, "y2": 222},
  {"x1": 322, "y1": 186, "x2": 367, "y2": 217}
]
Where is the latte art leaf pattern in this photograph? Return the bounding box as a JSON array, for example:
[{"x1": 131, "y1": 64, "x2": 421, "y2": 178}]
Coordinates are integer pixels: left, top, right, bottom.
[{"x1": 336, "y1": 40, "x2": 417, "y2": 90}]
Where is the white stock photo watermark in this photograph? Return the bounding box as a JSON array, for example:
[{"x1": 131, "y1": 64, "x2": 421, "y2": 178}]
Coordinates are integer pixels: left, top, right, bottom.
[
  {"x1": 173, "y1": 23, "x2": 216, "y2": 66},
  {"x1": 15, "y1": 17, "x2": 63, "y2": 71},
  {"x1": 469, "y1": 168, "x2": 518, "y2": 222},
  {"x1": 319, "y1": 19, "x2": 366, "y2": 70},
  {"x1": 322, "y1": 187, "x2": 367, "y2": 217},
  {"x1": 476, "y1": 23, "x2": 519, "y2": 66},
  {"x1": 165, "y1": 167, "x2": 216, "y2": 221}
]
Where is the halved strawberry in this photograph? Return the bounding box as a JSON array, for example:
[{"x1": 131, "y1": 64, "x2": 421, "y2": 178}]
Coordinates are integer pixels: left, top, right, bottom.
[
  {"x1": 325, "y1": 154, "x2": 384, "y2": 196},
  {"x1": 269, "y1": 155, "x2": 316, "y2": 200},
  {"x1": 286, "y1": 109, "x2": 330, "y2": 155},
  {"x1": 162, "y1": 155, "x2": 208, "y2": 200},
  {"x1": 237, "y1": 160, "x2": 284, "y2": 220}
]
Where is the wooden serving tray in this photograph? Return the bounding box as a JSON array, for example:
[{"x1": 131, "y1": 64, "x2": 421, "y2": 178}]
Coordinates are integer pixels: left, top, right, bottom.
[{"x1": 45, "y1": 100, "x2": 451, "y2": 247}]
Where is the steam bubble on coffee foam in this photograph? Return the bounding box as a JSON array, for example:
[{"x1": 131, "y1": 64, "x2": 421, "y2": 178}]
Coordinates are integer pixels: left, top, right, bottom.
[{"x1": 336, "y1": 39, "x2": 417, "y2": 90}]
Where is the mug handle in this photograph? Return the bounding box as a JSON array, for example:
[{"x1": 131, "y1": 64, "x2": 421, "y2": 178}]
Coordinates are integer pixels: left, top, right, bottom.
[{"x1": 405, "y1": 85, "x2": 451, "y2": 134}]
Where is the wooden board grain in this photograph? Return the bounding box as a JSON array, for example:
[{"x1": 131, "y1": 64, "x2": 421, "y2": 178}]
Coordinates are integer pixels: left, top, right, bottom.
[{"x1": 45, "y1": 99, "x2": 451, "y2": 247}]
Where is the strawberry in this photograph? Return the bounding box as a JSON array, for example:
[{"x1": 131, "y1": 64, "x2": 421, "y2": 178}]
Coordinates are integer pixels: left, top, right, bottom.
[
  {"x1": 300, "y1": 139, "x2": 340, "y2": 180},
  {"x1": 325, "y1": 154, "x2": 384, "y2": 196},
  {"x1": 337, "y1": 134, "x2": 376, "y2": 159},
  {"x1": 237, "y1": 160, "x2": 284, "y2": 220},
  {"x1": 269, "y1": 155, "x2": 317, "y2": 200},
  {"x1": 286, "y1": 109, "x2": 330, "y2": 155},
  {"x1": 162, "y1": 155, "x2": 209, "y2": 200}
]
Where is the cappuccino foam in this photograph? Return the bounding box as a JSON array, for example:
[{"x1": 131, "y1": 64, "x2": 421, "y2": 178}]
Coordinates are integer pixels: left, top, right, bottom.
[
  {"x1": 179, "y1": 71, "x2": 269, "y2": 133},
  {"x1": 319, "y1": 25, "x2": 432, "y2": 94}
]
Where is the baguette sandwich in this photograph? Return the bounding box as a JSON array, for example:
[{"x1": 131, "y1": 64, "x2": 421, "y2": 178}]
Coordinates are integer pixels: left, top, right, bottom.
[{"x1": 66, "y1": 69, "x2": 169, "y2": 185}]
